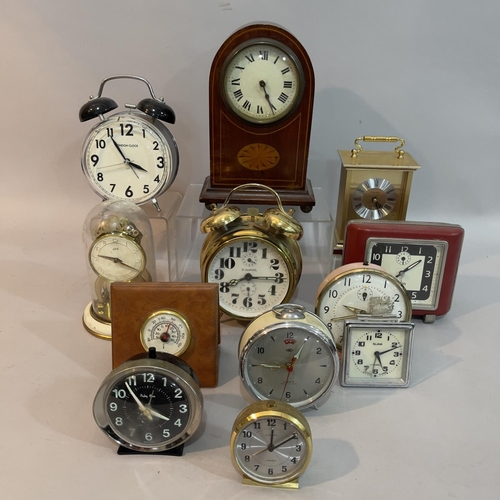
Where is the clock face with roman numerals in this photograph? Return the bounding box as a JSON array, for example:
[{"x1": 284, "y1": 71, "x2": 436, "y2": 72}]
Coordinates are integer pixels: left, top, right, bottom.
[
  {"x1": 222, "y1": 41, "x2": 302, "y2": 124},
  {"x1": 206, "y1": 237, "x2": 292, "y2": 319}
]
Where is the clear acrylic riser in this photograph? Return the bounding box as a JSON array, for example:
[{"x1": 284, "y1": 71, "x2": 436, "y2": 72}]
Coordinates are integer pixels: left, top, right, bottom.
[
  {"x1": 142, "y1": 190, "x2": 182, "y2": 282},
  {"x1": 175, "y1": 184, "x2": 335, "y2": 283}
]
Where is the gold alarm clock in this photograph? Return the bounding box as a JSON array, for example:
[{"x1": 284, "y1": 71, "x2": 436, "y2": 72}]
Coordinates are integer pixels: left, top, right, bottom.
[
  {"x1": 230, "y1": 399, "x2": 313, "y2": 488},
  {"x1": 200, "y1": 183, "x2": 303, "y2": 320},
  {"x1": 333, "y1": 136, "x2": 420, "y2": 252}
]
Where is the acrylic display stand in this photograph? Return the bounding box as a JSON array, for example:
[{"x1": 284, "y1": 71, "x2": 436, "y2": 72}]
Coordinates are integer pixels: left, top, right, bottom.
[
  {"x1": 142, "y1": 190, "x2": 182, "y2": 282},
  {"x1": 175, "y1": 184, "x2": 335, "y2": 282}
]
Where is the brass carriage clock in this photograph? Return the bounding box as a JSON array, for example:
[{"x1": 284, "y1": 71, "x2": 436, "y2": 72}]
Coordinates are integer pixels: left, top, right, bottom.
[
  {"x1": 199, "y1": 23, "x2": 316, "y2": 211},
  {"x1": 333, "y1": 136, "x2": 420, "y2": 252}
]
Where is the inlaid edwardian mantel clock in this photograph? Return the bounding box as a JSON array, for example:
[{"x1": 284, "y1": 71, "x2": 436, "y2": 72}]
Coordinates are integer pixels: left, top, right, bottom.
[
  {"x1": 199, "y1": 23, "x2": 316, "y2": 211},
  {"x1": 333, "y1": 136, "x2": 421, "y2": 252}
]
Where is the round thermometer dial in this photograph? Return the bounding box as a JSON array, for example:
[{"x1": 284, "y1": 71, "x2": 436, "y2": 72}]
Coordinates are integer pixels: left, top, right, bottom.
[{"x1": 140, "y1": 310, "x2": 192, "y2": 356}]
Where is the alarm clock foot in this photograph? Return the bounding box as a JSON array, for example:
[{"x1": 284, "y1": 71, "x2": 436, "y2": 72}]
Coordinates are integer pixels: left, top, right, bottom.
[
  {"x1": 82, "y1": 302, "x2": 112, "y2": 340},
  {"x1": 422, "y1": 314, "x2": 436, "y2": 324},
  {"x1": 117, "y1": 443, "x2": 184, "y2": 456}
]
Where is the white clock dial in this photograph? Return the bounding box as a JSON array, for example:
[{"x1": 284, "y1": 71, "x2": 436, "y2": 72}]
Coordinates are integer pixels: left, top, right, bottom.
[
  {"x1": 223, "y1": 42, "x2": 302, "y2": 124},
  {"x1": 207, "y1": 238, "x2": 291, "y2": 319},
  {"x1": 82, "y1": 112, "x2": 176, "y2": 204},
  {"x1": 140, "y1": 310, "x2": 191, "y2": 356},
  {"x1": 315, "y1": 265, "x2": 412, "y2": 348},
  {"x1": 367, "y1": 239, "x2": 447, "y2": 310},
  {"x1": 342, "y1": 322, "x2": 414, "y2": 387},
  {"x1": 89, "y1": 234, "x2": 146, "y2": 282}
]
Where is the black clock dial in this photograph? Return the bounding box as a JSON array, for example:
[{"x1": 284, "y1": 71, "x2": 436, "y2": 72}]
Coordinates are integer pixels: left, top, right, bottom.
[
  {"x1": 105, "y1": 369, "x2": 190, "y2": 447},
  {"x1": 369, "y1": 242, "x2": 437, "y2": 301}
]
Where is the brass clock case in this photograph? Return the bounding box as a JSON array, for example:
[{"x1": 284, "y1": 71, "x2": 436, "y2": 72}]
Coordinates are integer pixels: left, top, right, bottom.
[
  {"x1": 333, "y1": 136, "x2": 420, "y2": 251},
  {"x1": 230, "y1": 399, "x2": 313, "y2": 488}
]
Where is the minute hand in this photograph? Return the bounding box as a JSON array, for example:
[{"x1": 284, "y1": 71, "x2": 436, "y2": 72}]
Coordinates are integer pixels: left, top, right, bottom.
[{"x1": 396, "y1": 259, "x2": 422, "y2": 278}]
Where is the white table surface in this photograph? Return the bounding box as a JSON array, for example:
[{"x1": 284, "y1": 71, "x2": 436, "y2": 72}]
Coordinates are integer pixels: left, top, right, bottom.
[{"x1": 1, "y1": 199, "x2": 499, "y2": 500}]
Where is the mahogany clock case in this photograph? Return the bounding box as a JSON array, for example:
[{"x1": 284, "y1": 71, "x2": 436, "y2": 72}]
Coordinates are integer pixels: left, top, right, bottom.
[
  {"x1": 201, "y1": 23, "x2": 316, "y2": 209},
  {"x1": 342, "y1": 220, "x2": 464, "y2": 319},
  {"x1": 110, "y1": 282, "x2": 220, "y2": 387}
]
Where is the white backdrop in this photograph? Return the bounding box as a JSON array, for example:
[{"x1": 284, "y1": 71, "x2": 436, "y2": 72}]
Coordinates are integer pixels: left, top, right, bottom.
[
  {"x1": 2, "y1": 0, "x2": 499, "y2": 219},
  {"x1": 1, "y1": 2, "x2": 500, "y2": 499}
]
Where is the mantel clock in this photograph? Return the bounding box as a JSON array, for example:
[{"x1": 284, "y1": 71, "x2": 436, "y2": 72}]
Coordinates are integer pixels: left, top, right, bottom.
[{"x1": 200, "y1": 23, "x2": 316, "y2": 211}]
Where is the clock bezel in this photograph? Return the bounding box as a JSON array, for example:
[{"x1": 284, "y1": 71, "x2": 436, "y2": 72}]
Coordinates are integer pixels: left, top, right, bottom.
[
  {"x1": 341, "y1": 320, "x2": 415, "y2": 388},
  {"x1": 220, "y1": 37, "x2": 305, "y2": 125}
]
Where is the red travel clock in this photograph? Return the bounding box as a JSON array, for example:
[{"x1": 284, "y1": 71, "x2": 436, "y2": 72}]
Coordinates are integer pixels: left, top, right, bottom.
[{"x1": 342, "y1": 220, "x2": 464, "y2": 323}]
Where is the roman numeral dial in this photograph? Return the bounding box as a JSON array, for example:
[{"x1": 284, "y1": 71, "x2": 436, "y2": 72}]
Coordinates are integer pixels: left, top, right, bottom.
[{"x1": 223, "y1": 42, "x2": 302, "y2": 124}]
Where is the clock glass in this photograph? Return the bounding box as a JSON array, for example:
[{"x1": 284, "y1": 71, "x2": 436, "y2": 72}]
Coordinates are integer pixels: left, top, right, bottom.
[
  {"x1": 222, "y1": 40, "x2": 303, "y2": 124},
  {"x1": 367, "y1": 238, "x2": 447, "y2": 310},
  {"x1": 82, "y1": 112, "x2": 176, "y2": 204},
  {"x1": 205, "y1": 237, "x2": 292, "y2": 319}
]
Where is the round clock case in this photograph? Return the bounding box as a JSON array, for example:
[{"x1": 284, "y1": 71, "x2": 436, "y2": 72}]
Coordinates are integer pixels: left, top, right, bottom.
[
  {"x1": 93, "y1": 349, "x2": 203, "y2": 454},
  {"x1": 200, "y1": 183, "x2": 303, "y2": 320}
]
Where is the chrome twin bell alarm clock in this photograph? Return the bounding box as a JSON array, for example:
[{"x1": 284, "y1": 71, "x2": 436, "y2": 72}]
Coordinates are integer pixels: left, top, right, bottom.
[
  {"x1": 200, "y1": 183, "x2": 303, "y2": 321},
  {"x1": 79, "y1": 75, "x2": 179, "y2": 211}
]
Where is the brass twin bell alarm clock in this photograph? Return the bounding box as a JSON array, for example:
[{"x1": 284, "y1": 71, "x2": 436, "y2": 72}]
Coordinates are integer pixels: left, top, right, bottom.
[
  {"x1": 200, "y1": 183, "x2": 303, "y2": 320},
  {"x1": 79, "y1": 75, "x2": 179, "y2": 211}
]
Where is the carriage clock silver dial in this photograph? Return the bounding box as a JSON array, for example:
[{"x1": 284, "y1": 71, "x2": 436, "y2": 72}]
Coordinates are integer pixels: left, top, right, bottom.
[{"x1": 352, "y1": 178, "x2": 397, "y2": 220}]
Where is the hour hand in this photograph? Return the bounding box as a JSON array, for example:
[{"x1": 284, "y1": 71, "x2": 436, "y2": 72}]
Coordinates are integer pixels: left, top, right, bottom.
[{"x1": 128, "y1": 160, "x2": 148, "y2": 173}]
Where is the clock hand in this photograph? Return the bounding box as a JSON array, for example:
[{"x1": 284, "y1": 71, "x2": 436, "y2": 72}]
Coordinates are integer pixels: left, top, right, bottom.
[
  {"x1": 259, "y1": 362, "x2": 287, "y2": 369},
  {"x1": 395, "y1": 259, "x2": 422, "y2": 278},
  {"x1": 128, "y1": 160, "x2": 148, "y2": 173},
  {"x1": 373, "y1": 351, "x2": 383, "y2": 370},
  {"x1": 377, "y1": 345, "x2": 400, "y2": 356},
  {"x1": 109, "y1": 137, "x2": 140, "y2": 178},
  {"x1": 268, "y1": 433, "x2": 298, "y2": 451},
  {"x1": 372, "y1": 197, "x2": 382, "y2": 210},
  {"x1": 280, "y1": 340, "x2": 308, "y2": 400},
  {"x1": 292, "y1": 337, "x2": 309, "y2": 363},
  {"x1": 110, "y1": 137, "x2": 129, "y2": 162},
  {"x1": 259, "y1": 80, "x2": 276, "y2": 114},
  {"x1": 280, "y1": 361, "x2": 294, "y2": 400},
  {"x1": 344, "y1": 305, "x2": 369, "y2": 314},
  {"x1": 146, "y1": 408, "x2": 170, "y2": 422},
  {"x1": 98, "y1": 254, "x2": 141, "y2": 272},
  {"x1": 125, "y1": 382, "x2": 153, "y2": 421},
  {"x1": 228, "y1": 273, "x2": 284, "y2": 286}
]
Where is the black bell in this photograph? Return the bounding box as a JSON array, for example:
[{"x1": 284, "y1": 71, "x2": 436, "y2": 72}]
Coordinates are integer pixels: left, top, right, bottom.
[
  {"x1": 79, "y1": 97, "x2": 118, "y2": 122},
  {"x1": 137, "y1": 98, "x2": 175, "y2": 124}
]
